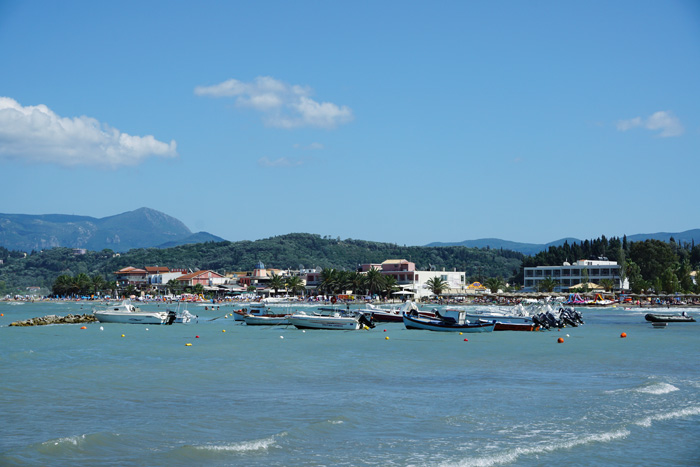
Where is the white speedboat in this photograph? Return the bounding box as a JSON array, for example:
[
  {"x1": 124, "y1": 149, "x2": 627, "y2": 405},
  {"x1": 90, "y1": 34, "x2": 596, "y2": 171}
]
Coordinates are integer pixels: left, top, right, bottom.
[
  {"x1": 93, "y1": 300, "x2": 169, "y2": 325},
  {"x1": 287, "y1": 311, "x2": 374, "y2": 330},
  {"x1": 243, "y1": 314, "x2": 291, "y2": 326},
  {"x1": 233, "y1": 302, "x2": 268, "y2": 321}
]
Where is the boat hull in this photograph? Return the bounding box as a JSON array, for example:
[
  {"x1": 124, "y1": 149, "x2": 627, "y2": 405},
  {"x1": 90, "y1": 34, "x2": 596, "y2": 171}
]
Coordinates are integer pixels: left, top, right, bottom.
[
  {"x1": 243, "y1": 315, "x2": 290, "y2": 326},
  {"x1": 287, "y1": 314, "x2": 362, "y2": 330},
  {"x1": 402, "y1": 314, "x2": 494, "y2": 332},
  {"x1": 493, "y1": 322, "x2": 537, "y2": 331},
  {"x1": 645, "y1": 313, "x2": 696, "y2": 323},
  {"x1": 94, "y1": 311, "x2": 168, "y2": 325}
]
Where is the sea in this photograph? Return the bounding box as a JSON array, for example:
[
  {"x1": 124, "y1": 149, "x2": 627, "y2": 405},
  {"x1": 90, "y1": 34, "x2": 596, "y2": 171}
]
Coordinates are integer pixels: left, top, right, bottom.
[{"x1": 0, "y1": 301, "x2": 698, "y2": 466}]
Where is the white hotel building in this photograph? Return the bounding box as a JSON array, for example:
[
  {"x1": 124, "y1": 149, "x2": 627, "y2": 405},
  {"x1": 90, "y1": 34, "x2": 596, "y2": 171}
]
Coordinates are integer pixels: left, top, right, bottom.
[{"x1": 524, "y1": 258, "x2": 627, "y2": 291}]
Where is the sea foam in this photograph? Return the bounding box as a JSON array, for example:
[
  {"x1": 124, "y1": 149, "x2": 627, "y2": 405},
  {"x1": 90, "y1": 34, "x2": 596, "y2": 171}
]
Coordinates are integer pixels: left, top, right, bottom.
[{"x1": 441, "y1": 429, "x2": 631, "y2": 467}]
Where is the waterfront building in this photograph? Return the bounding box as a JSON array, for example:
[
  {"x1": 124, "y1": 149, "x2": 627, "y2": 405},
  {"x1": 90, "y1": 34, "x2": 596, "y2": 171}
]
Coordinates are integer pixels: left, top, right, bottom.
[
  {"x1": 306, "y1": 259, "x2": 466, "y2": 299},
  {"x1": 524, "y1": 258, "x2": 628, "y2": 291}
]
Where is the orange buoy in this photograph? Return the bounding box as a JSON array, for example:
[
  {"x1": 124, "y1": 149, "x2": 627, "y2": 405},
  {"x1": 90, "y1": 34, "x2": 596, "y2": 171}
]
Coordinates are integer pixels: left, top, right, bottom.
[
  {"x1": 620, "y1": 332, "x2": 627, "y2": 338},
  {"x1": 557, "y1": 337, "x2": 564, "y2": 343},
  {"x1": 80, "y1": 326, "x2": 87, "y2": 330},
  {"x1": 463, "y1": 338, "x2": 468, "y2": 342}
]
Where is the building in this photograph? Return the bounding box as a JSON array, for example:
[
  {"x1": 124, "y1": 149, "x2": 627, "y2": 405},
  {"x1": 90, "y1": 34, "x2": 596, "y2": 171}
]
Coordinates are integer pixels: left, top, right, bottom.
[
  {"x1": 306, "y1": 259, "x2": 466, "y2": 299},
  {"x1": 524, "y1": 258, "x2": 627, "y2": 291},
  {"x1": 176, "y1": 270, "x2": 227, "y2": 288},
  {"x1": 114, "y1": 267, "x2": 149, "y2": 287}
]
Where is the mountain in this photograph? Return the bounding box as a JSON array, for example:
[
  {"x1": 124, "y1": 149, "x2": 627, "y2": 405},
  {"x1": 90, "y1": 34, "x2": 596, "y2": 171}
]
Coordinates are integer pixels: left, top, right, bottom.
[
  {"x1": 427, "y1": 230, "x2": 700, "y2": 255},
  {"x1": 626, "y1": 229, "x2": 700, "y2": 245},
  {"x1": 0, "y1": 208, "x2": 222, "y2": 252},
  {"x1": 157, "y1": 231, "x2": 225, "y2": 248},
  {"x1": 426, "y1": 237, "x2": 581, "y2": 255}
]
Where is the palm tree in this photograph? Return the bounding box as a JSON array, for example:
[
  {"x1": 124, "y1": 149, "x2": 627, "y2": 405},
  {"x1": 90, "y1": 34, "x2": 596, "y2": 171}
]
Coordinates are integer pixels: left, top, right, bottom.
[
  {"x1": 285, "y1": 275, "x2": 305, "y2": 297},
  {"x1": 74, "y1": 273, "x2": 92, "y2": 296},
  {"x1": 426, "y1": 276, "x2": 448, "y2": 297},
  {"x1": 349, "y1": 272, "x2": 366, "y2": 296},
  {"x1": 268, "y1": 273, "x2": 285, "y2": 296},
  {"x1": 90, "y1": 274, "x2": 106, "y2": 296},
  {"x1": 537, "y1": 277, "x2": 558, "y2": 292},
  {"x1": 382, "y1": 275, "x2": 399, "y2": 298},
  {"x1": 319, "y1": 268, "x2": 338, "y2": 295},
  {"x1": 598, "y1": 278, "x2": 615, "y2": 292},
  {"x1": 484, "y1": 277, "x2": 505, "y2": 293},
  {"x1": 364, "y1": 267, "x2": 385, "y2": 296},
  {"x1": 52, "y1": 274, "x2": 73, "y2": 297}
]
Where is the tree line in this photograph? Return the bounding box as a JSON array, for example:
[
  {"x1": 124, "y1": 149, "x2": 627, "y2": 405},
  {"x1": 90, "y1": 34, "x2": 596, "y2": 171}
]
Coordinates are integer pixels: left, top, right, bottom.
[{"x1": 520, "y1": 235, "x2": 700, "y2": 294}]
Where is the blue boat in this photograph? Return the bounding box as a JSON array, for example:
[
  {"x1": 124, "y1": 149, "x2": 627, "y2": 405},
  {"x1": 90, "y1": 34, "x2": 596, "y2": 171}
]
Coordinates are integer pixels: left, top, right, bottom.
[{"x1": 402, "y1": 309, "x2": 495, "y2": 332}]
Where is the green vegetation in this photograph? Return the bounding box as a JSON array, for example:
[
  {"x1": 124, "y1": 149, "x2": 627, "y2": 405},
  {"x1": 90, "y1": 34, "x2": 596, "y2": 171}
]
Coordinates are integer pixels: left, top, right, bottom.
[
  {"x1": 521, "y1": 235, "x2": 700, "y2": 294},
  {"x1": 425, "y1": 277, "x2": 448, "y2": 297},
  {"x1": 0, "y1": 234, "x2": 522, "y2": 294},
  {"x1": 1, "y1": 232, "x2": 698, "y2": 296}
]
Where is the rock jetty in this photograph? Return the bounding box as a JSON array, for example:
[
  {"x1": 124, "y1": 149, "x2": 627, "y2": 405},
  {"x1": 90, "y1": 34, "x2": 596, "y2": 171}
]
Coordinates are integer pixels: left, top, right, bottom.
[{"x1": 9, "y1": 314, "x2": 97, "y2": 327}]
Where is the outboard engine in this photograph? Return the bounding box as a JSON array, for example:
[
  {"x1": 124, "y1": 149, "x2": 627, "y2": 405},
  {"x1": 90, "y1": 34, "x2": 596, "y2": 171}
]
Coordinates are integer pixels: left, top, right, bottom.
[
  {"x1": 558, "y1": 308, "x2": 578, "y2": 327},
  {"x1": 358, "y1": 313, "x2": 375, "y2": 329},
  {"x1": 165, "y1": 310, "x2": 177, "y2": 325},
  {"x1": 532, "y1": 313, "x2": 550, "y2": 330},
  {"x1": 544, "y1": 311, "x2": 563, "y2": 328}
]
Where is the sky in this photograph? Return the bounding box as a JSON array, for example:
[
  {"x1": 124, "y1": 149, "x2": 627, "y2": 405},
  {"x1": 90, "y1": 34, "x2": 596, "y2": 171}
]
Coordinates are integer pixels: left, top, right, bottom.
[{"x1": 1, "y1": 1, "x2": 699, "y2": 246}]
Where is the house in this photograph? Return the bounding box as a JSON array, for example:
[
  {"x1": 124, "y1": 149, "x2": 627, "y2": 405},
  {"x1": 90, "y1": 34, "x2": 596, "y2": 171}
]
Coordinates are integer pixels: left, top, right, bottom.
[
  {"x1": 176, "y1": 270, "x2": 227, "y2": 288},
  {"x1": 114, "y1": 267, "x2": 148, "y2": 287}
]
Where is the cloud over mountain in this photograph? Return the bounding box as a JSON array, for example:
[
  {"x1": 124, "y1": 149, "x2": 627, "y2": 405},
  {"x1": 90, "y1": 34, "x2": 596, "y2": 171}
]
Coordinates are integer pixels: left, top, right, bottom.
[
  {"x1": 0, "y1": 97, "x2": 178, "y2": 168},
  {"x1": 195, "y1": 76, "x2": 353, "y2": 129}
]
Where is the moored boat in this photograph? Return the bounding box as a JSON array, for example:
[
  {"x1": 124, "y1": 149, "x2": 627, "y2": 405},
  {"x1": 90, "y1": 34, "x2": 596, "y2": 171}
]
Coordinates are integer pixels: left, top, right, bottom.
[
  {"x1": 93, "y1": 300, "x2": 169, "y2": 325},
  {"x1": 645, "y1": 313, "x2": 696, "y2": 323},
  {"x1": 233, "y1": 302, "x2": 269, "y2": 321},
  {"x1": 402, "y1": 309, "x2": 494, "y2": 332},
  {"x1": 242, "y1": 314, "x2": 291, "y2": 326},
  {"x1": 287, "y1": 311, "x2": 375, "y2": 330}
]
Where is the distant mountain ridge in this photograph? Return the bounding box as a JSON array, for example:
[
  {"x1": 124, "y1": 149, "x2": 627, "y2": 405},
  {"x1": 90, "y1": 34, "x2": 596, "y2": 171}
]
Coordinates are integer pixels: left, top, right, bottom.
[
  {"x1": 0, "y1": 207, "x2": 224, "y2": 252},
  {"x1": 427, "y1": 230, "x2": 700, "y2": 255}
]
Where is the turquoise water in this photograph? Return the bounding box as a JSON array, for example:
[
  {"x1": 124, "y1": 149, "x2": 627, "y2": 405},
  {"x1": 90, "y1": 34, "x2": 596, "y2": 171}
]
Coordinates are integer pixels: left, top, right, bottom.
[{"x1": 1, "y1": 302, "x2": 698, "y2": 466}]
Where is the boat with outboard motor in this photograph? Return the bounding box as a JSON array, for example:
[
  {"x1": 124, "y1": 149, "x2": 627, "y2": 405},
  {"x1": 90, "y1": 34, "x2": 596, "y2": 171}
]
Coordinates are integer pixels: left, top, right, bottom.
[
  {"x1": 447, "y1": 307, "x2": 536, "y2": 331},
  {"x1": 645, "y1": 312, "x2": 696, "y2": 323},
  {"x1": 287, "y1": 310, "x2": 375, "y2": 330},
  {"x1": 359, "y1": 301, "x2": 436, "y2": 322},
  {"x1": 233, "y1": 302, "x2": 269, "y2": 321},
  {"x1": 93, "y1": 300, "x2": 170, "y2": 325},
  {"x1": 402, "y1": 308, "x2": 495, "y2": 332}
]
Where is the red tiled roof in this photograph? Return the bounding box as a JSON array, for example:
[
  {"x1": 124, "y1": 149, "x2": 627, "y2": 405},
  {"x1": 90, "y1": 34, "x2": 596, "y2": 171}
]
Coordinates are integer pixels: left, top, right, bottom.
[
  {"x1": 145, "y1": 266, "x2": 170, "y2": 273},
  {"x1": 114, "y1": 267, "x2": 147, "y2": 275}
]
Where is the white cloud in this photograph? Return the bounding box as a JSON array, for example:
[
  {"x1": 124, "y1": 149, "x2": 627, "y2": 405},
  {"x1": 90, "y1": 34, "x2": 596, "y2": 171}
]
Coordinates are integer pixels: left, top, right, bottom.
[
  {"x1": 195, "y1": 76, "x2": 353, "y2": 129},
  {"x1": 294, "y1": 142, "x2": 324, "y2": 150},
  {"x1": 258, "y1": 156, "x2": 308, "y2": 168},
  {"x1": 0, "y1": 97, "x2": 177, "y2": 168},
  {"x1": 616, "y1": 111, "x2": 684, "y2": 137}
]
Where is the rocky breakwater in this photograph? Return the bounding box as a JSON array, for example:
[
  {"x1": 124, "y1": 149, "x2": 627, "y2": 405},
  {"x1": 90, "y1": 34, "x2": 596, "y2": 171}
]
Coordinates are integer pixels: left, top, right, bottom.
[{"x1": 10, "y1": 314, "x2": 97, "y2": 326}]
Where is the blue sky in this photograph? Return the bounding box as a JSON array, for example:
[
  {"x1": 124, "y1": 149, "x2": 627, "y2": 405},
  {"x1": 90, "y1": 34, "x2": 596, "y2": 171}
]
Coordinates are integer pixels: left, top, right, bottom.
[{"x1": 1, "y1": 1, "x2": 698, "y2": 246}]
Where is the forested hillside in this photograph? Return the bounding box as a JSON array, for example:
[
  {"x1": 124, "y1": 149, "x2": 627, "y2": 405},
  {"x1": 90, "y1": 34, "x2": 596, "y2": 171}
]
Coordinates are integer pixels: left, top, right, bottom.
[
  {"x1": 0, "y1": 233, "x2": 523, "y2": 293},
  {"x1": 520, "y1": 235, "x2": 700, "y2": 293}
]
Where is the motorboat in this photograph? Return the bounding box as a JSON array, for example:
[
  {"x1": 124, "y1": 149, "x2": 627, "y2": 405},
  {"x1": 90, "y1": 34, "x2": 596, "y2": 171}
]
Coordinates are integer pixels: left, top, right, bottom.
[
  {"x1": 402, "y1": 309, "x2": 495, "y2": 333},
  {"x1": 93, "y1": 300, "x2": 169, "y2": 325},
  {"x1": 233, "y1": 302, "x2": 268, "y2": 321},
  {"x1": 166, "y1": 303, "x2": 196, "y2": 324},
  {"x1": 645, "y1": 313, "x2": 696, "y2": 323},
  {"x1": 455, "y1": 308, "x2": 535, "y2": 329},
  {"x1": 243, "y1": 313, "x2": 291, "y2": 326},
  {"x1": 287, "y1": 311, "x2": 375, "y2": 330},
  {"x1": 360, "y1": 301, "x2": 427, "y2": 322}
]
